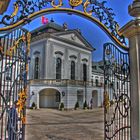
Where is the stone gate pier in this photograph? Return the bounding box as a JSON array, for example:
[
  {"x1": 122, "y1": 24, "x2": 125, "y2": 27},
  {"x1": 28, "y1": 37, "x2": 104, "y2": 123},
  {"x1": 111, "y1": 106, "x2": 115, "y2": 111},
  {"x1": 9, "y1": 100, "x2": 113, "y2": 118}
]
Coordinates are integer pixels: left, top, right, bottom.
[{"x1": 120, "y1": 0, "x2": 140, "y2": 140}]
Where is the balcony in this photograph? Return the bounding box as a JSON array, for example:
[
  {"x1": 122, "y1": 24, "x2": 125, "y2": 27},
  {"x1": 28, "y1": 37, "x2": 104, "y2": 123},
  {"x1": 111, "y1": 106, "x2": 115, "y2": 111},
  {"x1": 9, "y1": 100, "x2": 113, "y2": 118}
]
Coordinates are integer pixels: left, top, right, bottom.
[{"x1": 29, "y1": 79, "x2": 104, "y2": 87}]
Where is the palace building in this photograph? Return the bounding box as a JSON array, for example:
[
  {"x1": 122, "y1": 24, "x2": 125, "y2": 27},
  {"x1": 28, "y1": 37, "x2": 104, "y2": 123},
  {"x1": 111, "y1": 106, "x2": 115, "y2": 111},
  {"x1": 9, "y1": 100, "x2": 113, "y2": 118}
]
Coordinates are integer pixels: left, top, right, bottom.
[{"x1": 28, "y1": 21, "x2": 104, "y2": 109}]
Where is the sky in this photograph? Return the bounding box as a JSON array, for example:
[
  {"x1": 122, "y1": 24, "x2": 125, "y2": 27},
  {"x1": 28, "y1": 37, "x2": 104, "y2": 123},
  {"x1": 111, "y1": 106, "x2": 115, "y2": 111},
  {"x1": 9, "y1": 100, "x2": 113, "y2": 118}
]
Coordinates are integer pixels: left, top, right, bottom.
[{"x1": 0, "y1": 0, "x2": 133, "y2": 61}]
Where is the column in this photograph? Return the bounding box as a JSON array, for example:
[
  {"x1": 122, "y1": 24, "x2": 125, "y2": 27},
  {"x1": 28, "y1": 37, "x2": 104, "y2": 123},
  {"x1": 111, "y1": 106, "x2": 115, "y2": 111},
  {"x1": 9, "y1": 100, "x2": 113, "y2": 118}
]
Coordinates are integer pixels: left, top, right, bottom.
[{"x1": 120, "y1": 1, "x2": 140, "y2": 140}]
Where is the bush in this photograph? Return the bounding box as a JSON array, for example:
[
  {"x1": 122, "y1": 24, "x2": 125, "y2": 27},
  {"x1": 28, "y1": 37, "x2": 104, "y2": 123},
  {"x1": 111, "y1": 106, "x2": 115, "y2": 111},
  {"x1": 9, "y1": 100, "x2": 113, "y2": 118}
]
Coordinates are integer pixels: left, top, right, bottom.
[
  {"x1": 74, "y1": 101, "x2": 79, "y2": 110},
  {"x1": 83, "y1": 100, "x2": 87, "y2": 109},
  {"x1": 60, "y1": 102, "x2": 64, "y2": 110},
  {"x1": 31, "y1": 102, "x2": 36, "y2": 109}
]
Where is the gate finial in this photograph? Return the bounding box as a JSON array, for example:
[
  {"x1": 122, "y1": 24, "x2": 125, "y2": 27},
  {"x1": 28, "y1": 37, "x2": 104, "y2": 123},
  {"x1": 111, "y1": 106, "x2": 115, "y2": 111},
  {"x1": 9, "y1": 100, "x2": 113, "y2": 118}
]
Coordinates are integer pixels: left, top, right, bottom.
[{"x1": 129, "y1": 0, "x2": 140, "y2": 18}]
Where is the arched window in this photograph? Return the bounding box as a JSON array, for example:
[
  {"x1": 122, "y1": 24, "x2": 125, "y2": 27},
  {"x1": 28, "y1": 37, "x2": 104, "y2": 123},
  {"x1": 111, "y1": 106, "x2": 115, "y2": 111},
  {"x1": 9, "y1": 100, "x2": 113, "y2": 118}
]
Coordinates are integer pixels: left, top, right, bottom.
[
  {"x1": 34, "y1": 57, "x2": 39, "y2": 79},
  {"x1": 83, "y1": 64, "x2": 87, "y2": 81},
  {"x1": 95, "y1": 79, "x2": 98, "y2": 86},
  {"x1": 71, "y1": 61, "x2": 75, "y2": 80},
  {"x1": 56, "y1": 58, "x2": 62, "y2": 79}
]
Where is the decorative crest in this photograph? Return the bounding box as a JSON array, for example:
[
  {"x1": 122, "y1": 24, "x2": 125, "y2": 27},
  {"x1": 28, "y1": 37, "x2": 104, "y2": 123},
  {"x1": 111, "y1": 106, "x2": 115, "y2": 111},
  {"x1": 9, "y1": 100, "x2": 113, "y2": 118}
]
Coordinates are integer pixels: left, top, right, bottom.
[{"x1": 69, "y1": 0, "x2": 83, "y2": 7}]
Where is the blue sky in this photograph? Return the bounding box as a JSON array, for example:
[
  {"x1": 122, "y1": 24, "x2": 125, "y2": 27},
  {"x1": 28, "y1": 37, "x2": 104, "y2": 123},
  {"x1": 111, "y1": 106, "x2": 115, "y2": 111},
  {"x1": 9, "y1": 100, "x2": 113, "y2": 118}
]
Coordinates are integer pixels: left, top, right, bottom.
[{"x1": 0, "y1": 0, "x2": 133, "y2": 61}]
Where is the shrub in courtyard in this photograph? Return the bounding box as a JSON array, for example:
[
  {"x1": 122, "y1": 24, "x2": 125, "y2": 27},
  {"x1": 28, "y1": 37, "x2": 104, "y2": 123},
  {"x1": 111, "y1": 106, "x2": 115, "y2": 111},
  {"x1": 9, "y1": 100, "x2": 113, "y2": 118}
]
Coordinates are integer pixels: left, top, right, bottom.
[
  {"x1": 83, "y1": 100, "x2": 87, "y2": 109},
  {"x1": 74, "y1": 101, "x2": 79, "y2": 110},
  {"x1": 31, "y1": 102, "x2": 36, "y2": 109},
  {"x1": 60, "y1": 102, "x2": 64, "y2": 111}
]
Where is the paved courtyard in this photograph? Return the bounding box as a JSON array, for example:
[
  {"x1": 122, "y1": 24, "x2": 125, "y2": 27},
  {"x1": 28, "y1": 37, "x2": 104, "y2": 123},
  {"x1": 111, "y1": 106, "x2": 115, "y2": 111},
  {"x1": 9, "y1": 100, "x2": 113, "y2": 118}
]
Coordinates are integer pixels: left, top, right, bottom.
[{"x1": 25, "y1": 108, "x2": 104, "y2": 140}]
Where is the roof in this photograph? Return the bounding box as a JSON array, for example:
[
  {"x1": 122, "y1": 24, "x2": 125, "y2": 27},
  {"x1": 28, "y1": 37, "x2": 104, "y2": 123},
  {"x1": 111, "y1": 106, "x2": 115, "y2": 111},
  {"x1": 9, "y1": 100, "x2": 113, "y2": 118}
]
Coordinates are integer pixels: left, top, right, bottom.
[
  {"x1": 52, "y1": 29, "x2": 95, "y2": 51},
  {"x1": 31, "y1": 22, "x2": 64, "y2": 37},
  {"x1": 92, "y1": 60, "x2": 104, "y2": 74},
  {"x1": 31, "y1": 22, "x2": 95, "y2": 51}
]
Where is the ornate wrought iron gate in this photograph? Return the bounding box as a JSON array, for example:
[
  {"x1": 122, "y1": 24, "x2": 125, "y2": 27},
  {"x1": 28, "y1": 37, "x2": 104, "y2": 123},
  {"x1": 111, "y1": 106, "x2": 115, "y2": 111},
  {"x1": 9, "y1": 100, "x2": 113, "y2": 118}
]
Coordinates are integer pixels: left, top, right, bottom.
[
  {"x1": 104, "y1": 42, "x2": 130, "y2": 140},
  {"x1": 0, "y1": 28, "x2": 30, "y2": 140}
]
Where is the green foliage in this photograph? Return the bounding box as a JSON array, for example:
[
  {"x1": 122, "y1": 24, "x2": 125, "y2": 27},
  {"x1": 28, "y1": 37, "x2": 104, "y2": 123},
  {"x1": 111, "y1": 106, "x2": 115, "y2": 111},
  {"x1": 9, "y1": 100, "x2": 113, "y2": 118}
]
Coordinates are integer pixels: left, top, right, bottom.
[
  {"x1": 32, "y1": 102, "x2": 36, "y2": 108},
  {"x1": 31, "y1": 102, "x2": 36, "y2": 109},
  {"x1": 60, "y1": 102, "x2": 64, "y2": 110},
  {"x1": 83, "y1": 100, "x2": 87, "y2": 109},
  {"x1": 74, "y1": 101, "x2": 79, "y2": 110}
]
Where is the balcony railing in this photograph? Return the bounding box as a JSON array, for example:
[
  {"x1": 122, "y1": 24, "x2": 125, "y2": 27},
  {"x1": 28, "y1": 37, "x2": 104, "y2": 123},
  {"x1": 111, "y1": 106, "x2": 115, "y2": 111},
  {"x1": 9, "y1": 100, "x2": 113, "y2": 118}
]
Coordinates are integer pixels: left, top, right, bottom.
[{"x1": 29, "y1": 79, "x2": 104, "y2": 87}]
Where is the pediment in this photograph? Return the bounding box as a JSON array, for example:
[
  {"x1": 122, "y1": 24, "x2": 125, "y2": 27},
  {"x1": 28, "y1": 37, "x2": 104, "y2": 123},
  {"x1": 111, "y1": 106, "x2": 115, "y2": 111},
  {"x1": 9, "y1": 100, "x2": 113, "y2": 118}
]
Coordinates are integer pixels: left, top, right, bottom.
[{"x1": 52, "y1": 30, "x2": 93, "y2": 50}]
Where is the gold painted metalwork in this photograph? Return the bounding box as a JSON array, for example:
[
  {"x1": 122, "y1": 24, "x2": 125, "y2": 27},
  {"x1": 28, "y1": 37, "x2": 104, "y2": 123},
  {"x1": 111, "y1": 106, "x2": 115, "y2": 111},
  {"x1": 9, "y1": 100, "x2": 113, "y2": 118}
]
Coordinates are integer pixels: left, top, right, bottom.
[
  {"x1": 51, "y1": 0, "x2": 63, "y2": 8},
  {"x1": 26, "y1": 32, "x2": 31, "y2": 74},
  {"x1": 115, "y1": 23, "x2": 122, "y2": 36},
  {"x1": 10, "y1": 3, "x2": 19, "y2": 18},
  {"x1": 0, "y1": 8, "x2": 128, "y2": 51},
  {"x1": 84, "y1": 0, "x2": 92, "y2": 16},
  {"x1": 0, "y1": 45, "x2": 3, "y2": 54},
  {"x1": 17, "y1": 88, "x2": 27, "y2": 124},
  {"x1": 69, "y1": 0, "x2": 83, "y2": 7},
  {"x1": 104, "y1": 91, "x2": 110, "y2": 112},
  {"x1": 5, "y1": 35, "x2": 26, "y2": 57}
]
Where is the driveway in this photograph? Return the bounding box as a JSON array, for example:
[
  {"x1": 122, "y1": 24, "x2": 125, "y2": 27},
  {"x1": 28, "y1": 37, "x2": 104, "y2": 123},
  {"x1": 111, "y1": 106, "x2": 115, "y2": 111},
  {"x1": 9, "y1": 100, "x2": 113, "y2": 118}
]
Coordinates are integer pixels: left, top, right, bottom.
[{"x1": 25, "y1": 108, "x2": 104, "y2": 140}]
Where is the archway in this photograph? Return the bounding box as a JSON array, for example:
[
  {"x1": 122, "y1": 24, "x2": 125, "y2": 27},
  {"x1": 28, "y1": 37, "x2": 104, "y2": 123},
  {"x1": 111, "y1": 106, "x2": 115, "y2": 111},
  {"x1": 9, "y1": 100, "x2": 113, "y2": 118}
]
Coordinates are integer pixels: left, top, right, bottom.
[
  {"x1": 77, "y1": 89, "x2": 84, "y2": 108},
  {"x1": 92, "y1": 90, "x2": 98, "y2": 107},
  {"x1": 39, "y1": 88, "x2": 61, "y2": 108}
]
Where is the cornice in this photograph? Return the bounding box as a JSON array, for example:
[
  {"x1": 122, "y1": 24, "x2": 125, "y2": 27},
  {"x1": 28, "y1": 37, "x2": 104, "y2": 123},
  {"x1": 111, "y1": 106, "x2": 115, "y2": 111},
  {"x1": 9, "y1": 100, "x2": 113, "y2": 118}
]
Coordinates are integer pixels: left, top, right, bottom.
[{"x1": 119, "y1": 19, "x2": 140, "y2": 38}]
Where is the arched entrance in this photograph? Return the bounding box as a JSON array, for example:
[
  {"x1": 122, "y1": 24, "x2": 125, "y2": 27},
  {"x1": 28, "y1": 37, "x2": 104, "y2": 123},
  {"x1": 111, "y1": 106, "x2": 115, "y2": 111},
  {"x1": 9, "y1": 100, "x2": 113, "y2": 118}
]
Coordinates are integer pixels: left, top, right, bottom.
[
  {"x1": 39, "y1": 88, "x2": 61, "y2": 108},
  {"x1": 77, "y1": 90, "x2": 84, "y2": 108},
  {"x1": 92, "y1": 90, "x2": 98, "y2": 107}
]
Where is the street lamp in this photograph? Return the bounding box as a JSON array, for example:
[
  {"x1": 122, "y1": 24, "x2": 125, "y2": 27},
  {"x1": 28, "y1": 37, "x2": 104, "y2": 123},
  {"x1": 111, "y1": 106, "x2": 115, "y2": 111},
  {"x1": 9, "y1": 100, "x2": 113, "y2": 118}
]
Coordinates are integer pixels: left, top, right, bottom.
[{"x1": 0, "y1": 0, "x2": 10, "y2": 15}]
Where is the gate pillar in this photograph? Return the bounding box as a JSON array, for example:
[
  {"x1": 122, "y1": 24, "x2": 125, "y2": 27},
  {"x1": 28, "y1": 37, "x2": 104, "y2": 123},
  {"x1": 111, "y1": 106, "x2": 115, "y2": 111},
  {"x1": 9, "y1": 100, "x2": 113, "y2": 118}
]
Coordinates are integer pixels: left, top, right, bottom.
[{"x1": 120, "y1": 1, "x2": 140, "y2": 140}]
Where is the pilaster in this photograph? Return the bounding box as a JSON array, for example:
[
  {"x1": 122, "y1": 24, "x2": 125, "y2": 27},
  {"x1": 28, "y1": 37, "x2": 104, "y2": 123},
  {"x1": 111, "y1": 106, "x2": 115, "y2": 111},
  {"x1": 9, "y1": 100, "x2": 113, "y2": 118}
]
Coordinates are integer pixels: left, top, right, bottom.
[{"x1": 119, "y1": 1, "x2": 140, "y2": 139}]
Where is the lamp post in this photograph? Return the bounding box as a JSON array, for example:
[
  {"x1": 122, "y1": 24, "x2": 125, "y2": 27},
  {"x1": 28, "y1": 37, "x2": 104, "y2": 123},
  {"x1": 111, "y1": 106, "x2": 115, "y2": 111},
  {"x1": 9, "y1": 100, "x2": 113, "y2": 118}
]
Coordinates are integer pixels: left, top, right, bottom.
[{"x1": 0, "y1": 0, "x2": 10, "y2": 15}]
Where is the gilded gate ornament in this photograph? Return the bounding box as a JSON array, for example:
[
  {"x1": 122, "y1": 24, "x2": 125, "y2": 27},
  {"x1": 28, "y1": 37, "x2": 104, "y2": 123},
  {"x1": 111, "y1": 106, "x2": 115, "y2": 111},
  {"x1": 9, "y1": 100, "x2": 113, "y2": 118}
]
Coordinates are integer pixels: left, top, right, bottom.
[
  {"x1": 83, "y1": 0, "x2": 92, "y2": 16},
  {"x1": 0, "y1": 0, "x2": 127, "y2": 49},
  {"x1": 104, "y1": 91, "x2": 110, "y2": 112},
  {"x1": 10, "y1": 3, "x2": 19, "y2": 18},
  {"x1": 69, "y1": 0, "x2": 83, "y2": 7},
  {"x1": 51, "y1": 0, "x2": 63, "y2": 8}
]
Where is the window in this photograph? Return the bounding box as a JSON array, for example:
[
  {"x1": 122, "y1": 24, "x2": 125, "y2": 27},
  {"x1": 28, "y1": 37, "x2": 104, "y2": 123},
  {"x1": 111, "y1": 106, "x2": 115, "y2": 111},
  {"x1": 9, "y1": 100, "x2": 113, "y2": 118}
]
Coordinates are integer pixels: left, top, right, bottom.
[
  {"x1": 56, "y1": 58, "x2": 61, "y2": 79},
  {"x1": 34, "y1": 57, "x2": 39, "y2": 79},
  {"x1": 92, "y1": 66, "x2": 97, "y2": 70},
  {"x1": 95, "y1": 79, "x2": 98, "y2": 86},
  {"x1": 71, "y1": 61, "x2": 75, "y2": 80},
  {"x1": 83, "y1": 64, "x2": 87, "y2": 81},
  {"x1": 100, "y1": 77, "x2": 104, "y2": 86}
]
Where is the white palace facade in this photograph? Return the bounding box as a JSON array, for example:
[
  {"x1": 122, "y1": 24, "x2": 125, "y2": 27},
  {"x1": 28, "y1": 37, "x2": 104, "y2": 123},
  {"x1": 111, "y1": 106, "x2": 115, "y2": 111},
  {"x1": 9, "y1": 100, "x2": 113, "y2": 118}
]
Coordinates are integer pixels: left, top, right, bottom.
[{"x1": 27, "y1": 22, "x2": 104, "y2": 109}]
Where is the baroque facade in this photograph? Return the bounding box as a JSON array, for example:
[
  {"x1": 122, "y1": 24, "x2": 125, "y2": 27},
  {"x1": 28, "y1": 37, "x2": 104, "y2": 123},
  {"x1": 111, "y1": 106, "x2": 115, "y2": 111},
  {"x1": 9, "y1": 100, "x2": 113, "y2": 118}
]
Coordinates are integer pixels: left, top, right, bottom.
[{"x1": 28, "y1": 22, "x2": 104, "y2": 109}]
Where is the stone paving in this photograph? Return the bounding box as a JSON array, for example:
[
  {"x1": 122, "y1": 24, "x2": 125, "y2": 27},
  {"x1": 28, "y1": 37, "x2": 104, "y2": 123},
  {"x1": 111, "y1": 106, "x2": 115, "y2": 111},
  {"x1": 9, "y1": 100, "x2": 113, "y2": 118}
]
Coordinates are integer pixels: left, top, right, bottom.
[{"x1": 25, "y1": 108, "x2": 104, "y2": 140}]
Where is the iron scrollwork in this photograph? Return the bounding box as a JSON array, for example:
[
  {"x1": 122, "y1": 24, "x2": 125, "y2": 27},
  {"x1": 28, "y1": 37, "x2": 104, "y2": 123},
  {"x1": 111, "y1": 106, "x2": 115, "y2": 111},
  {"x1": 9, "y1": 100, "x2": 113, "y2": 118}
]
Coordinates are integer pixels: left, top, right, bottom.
[
  {"x1": 0, "y1": 28, "x2": 30, "y2": 140},
  {"x1": 104, "y1": 42, "x2": 131, "y2": 139},
  {"x1": 0, "y1": 0, "x2": 126, "y2": 46}
]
